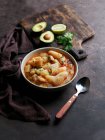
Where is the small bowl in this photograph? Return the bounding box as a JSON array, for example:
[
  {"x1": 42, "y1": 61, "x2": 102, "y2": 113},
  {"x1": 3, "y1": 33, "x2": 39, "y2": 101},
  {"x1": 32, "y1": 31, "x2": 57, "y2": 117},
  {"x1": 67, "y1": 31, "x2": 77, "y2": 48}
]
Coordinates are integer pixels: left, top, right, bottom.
[{"x1": 21, "y1": 47, "x2": 78, "y2": 92}]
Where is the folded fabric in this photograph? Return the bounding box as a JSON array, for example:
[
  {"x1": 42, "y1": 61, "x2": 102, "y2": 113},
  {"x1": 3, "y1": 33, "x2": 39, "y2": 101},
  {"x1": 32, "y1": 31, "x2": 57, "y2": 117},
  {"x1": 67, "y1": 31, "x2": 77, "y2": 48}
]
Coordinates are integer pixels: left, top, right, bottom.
[{"x1": 0, "y1": 26, "x2": 50, "y2": 122}]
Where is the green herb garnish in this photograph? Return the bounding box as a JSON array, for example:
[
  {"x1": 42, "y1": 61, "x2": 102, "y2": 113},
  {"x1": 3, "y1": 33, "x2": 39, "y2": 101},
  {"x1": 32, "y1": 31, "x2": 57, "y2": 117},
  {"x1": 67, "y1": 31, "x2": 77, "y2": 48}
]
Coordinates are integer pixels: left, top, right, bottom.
[{"x1": 57, "y1": 32, "x2": 74, "y2": 51}]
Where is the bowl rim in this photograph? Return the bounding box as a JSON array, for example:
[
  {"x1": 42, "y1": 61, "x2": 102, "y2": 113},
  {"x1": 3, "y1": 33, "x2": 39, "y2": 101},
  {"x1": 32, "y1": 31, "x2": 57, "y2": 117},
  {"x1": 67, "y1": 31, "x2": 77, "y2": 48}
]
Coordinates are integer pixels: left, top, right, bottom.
[{"x1": 21, "y1": 47, "x2": 78, "y2": 89}]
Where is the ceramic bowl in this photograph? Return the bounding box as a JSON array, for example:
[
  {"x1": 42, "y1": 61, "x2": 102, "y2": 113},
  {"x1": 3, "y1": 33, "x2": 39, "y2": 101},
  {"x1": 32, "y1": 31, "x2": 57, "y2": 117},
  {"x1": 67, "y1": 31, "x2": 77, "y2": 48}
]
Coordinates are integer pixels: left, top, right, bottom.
[{"x1": 21, "y1": 47, "x2": 78, "y2": 92}]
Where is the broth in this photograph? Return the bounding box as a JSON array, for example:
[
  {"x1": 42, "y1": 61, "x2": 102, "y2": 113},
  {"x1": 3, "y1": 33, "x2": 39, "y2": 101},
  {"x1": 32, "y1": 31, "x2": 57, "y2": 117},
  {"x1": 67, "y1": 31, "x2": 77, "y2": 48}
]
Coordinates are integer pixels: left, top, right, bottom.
[{"x1": 24, "y1": 50, "x2": 75, "y2": 88}]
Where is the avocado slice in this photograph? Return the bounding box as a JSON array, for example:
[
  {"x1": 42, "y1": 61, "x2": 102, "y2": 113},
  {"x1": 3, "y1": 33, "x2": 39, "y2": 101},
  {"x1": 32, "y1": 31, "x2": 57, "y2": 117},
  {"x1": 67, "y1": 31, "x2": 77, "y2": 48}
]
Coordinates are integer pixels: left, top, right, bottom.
[
  {"x1": 32, "y1": 22, "x2": 47, "y2": 32},
  {"x1": 40, "y1": 31, "x2": 54, "y2": 43}
]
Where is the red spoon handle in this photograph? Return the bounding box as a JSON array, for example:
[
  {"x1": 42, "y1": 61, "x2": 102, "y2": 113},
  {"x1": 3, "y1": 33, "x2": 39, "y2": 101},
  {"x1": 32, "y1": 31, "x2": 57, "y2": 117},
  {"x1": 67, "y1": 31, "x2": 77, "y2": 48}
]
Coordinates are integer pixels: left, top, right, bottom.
[{"x1": 55, "y1": 94, "x2": 77, "y2": 119}]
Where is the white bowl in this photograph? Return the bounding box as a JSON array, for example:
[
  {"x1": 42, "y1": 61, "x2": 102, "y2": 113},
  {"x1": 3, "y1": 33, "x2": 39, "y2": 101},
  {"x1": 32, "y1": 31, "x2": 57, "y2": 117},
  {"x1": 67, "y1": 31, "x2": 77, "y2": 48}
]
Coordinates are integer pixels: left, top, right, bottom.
[{"x1": 21, "y1": 47, "x2": 78, "y2": 91}]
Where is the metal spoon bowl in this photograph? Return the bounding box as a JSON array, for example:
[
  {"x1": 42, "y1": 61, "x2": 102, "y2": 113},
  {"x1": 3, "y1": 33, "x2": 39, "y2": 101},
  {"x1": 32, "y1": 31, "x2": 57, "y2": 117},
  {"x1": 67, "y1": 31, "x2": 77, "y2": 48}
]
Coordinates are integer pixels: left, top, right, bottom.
[
  {"x1": 55, "y1": 77, "x2": 90, "y2": 119},
  {"x1": 75, "y1": 77, "x2": 90, "y2": 96}
]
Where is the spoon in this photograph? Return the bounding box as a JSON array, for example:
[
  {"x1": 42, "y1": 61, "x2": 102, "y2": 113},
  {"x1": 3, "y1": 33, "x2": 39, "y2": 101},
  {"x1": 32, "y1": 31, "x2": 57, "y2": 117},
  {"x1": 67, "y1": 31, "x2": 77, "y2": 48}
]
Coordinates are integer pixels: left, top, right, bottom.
[{"x1": 55, "y1": 77, "x2": 90, "y2": 119}]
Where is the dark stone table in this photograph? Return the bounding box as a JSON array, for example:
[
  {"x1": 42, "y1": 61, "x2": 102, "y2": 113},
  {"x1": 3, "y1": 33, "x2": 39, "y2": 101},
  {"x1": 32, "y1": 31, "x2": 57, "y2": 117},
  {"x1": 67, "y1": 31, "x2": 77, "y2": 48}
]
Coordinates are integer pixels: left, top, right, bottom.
[{"x1": 0, "y1": 0, "x2": 105, "y2": 140}]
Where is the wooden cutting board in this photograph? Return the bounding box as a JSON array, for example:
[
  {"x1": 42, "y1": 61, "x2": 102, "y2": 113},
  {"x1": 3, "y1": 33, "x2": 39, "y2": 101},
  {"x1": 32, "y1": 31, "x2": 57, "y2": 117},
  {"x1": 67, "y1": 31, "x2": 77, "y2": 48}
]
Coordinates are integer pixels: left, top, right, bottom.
[{"x1": 20, "y1": 4, "x2": 95, "y2": 60}]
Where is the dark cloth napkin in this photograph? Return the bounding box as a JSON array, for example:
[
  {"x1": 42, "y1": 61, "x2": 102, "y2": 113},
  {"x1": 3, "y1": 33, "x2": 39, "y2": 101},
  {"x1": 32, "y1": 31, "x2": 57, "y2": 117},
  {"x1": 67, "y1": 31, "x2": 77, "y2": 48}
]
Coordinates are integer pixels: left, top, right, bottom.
[{"x1": 0, "y1": 26, "x2": 50, "y2": 122}]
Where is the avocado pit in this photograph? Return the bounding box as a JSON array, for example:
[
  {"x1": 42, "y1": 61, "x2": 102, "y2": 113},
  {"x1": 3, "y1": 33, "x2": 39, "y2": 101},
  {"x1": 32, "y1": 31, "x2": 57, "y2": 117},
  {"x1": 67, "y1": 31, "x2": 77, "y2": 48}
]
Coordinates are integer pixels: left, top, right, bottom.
[
  {"x1": 40, "y1": 31, "x2": 54, "y2": 43},
  {"x1": 44, "y1": 34, "x2": 51, "y2": 40}
]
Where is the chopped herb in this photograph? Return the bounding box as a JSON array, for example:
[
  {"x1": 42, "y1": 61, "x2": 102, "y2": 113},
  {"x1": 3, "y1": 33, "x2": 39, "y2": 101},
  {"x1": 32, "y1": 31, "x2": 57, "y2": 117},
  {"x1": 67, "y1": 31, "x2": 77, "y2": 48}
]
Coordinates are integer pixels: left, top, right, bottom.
[
  {"x1": 62, "y1": 60, "x2": 64, "y2": 64},
  {"x1": 39, "y1": 68, "x2": 43, "y2": 71},
  {"x1": 49, "y1": 67, "x2": 52, "y2": 74},
  {"x1": 49, "y1": 71, "x2": 52, "y2": 74},
  {"x1": 57, "y1": 32, "x2": 74, "y2": 51},
  {"x1": 48, "y1": 56, "x2": 50, "y2": 59}
]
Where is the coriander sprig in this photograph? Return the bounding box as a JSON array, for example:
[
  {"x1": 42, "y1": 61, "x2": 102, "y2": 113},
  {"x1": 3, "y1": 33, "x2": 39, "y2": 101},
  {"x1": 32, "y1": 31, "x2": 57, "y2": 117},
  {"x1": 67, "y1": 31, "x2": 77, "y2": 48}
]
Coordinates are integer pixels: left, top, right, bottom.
[{"x1": 57, "y1": 32, "x2": 74, "y2": 51}]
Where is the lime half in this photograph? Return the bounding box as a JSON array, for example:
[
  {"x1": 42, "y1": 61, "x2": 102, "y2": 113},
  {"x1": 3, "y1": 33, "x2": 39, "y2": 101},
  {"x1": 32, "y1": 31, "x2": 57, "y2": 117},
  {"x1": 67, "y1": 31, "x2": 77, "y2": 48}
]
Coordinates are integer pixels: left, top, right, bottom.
[{"x1": 51, "y1": 24, "x2": 66, "y2": 34}]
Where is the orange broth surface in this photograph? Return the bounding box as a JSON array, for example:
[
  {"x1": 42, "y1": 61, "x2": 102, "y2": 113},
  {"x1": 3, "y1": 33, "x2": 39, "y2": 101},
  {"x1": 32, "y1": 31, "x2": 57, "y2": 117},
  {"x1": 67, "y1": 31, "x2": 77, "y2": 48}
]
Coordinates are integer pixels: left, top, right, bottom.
[{"x1": 24, "y1": 50, "x2": 75, "y2": 88}]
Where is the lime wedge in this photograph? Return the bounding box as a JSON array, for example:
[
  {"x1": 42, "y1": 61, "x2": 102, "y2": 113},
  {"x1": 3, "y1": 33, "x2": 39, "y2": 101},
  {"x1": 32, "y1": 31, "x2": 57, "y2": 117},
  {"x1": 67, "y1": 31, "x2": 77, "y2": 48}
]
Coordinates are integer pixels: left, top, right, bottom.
[{"x1": 51, "y1": 24, "x2": 66, "y2": 34}]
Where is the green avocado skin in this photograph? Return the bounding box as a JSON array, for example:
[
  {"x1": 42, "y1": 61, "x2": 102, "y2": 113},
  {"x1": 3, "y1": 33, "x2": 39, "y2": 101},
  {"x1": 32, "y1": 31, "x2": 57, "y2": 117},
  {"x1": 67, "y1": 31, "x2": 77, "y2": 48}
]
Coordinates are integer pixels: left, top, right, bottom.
[{"x1": 40, "y1": 31, "x2": 54, "y2": 43}]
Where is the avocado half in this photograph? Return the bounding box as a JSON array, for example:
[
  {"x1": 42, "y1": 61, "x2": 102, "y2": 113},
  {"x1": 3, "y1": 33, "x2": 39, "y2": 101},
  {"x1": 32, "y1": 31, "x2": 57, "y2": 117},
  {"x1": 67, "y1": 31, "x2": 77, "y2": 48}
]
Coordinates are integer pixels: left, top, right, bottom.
[
  {"x1": 40, "y1": 31, "x2": 54, "y2": 43},
  {"x1": 32, "y1": 22, "x2": 47, "y2": 32}
]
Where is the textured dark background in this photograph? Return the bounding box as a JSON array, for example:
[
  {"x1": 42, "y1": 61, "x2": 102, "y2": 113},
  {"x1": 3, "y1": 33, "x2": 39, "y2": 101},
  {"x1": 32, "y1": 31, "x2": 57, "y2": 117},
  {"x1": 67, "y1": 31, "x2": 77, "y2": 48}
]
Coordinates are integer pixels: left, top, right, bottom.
[{"x1": 0, "y1": 0, "x2": 105, "y2": 140}]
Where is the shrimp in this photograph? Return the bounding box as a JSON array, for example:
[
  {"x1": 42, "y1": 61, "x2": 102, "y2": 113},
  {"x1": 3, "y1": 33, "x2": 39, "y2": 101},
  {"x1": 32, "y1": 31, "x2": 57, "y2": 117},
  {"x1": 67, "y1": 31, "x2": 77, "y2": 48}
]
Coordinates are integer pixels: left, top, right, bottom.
[
  {"x1": 32, "y1": 74, "x2": 47, "y2": 84},
  {"x1": 59, "y1": 56, "x2": 67, "y2": 65},
  {"x1": 37, "y1": 76, "x2": 47, "y2": 83},
  {"x1": 45, "y1": 71, "x2": 68, "y2": 86},
  {"x1": 48, "y1": 55, "x2": 55, "y2": 62},
  {"x1": 48, "y1": 50, "x2": 62, "y2": 59},
  {"x1": 51, "y1": 66, "x2": 67, "y2": 75},
  {"x1": 35, "y1": 68, "x2": 49, "y2": 77},
  {"x1": 40, "y1": 52, "x2": 48, "y2": 57}
]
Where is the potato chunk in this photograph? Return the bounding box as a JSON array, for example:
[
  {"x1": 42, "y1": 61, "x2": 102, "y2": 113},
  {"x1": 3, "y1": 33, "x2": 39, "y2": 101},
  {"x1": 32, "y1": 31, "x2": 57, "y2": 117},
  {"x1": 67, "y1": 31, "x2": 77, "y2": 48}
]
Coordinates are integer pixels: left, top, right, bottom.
[
  {"x1": 24, "y1": 64, "x2": 31, "y2": 73},
  {"x1": 40, "y1": 53, "x2": 49, "y2": 63},
  {"x1": 28, "y1": 56, "x2": 43, "y2": 67}
]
